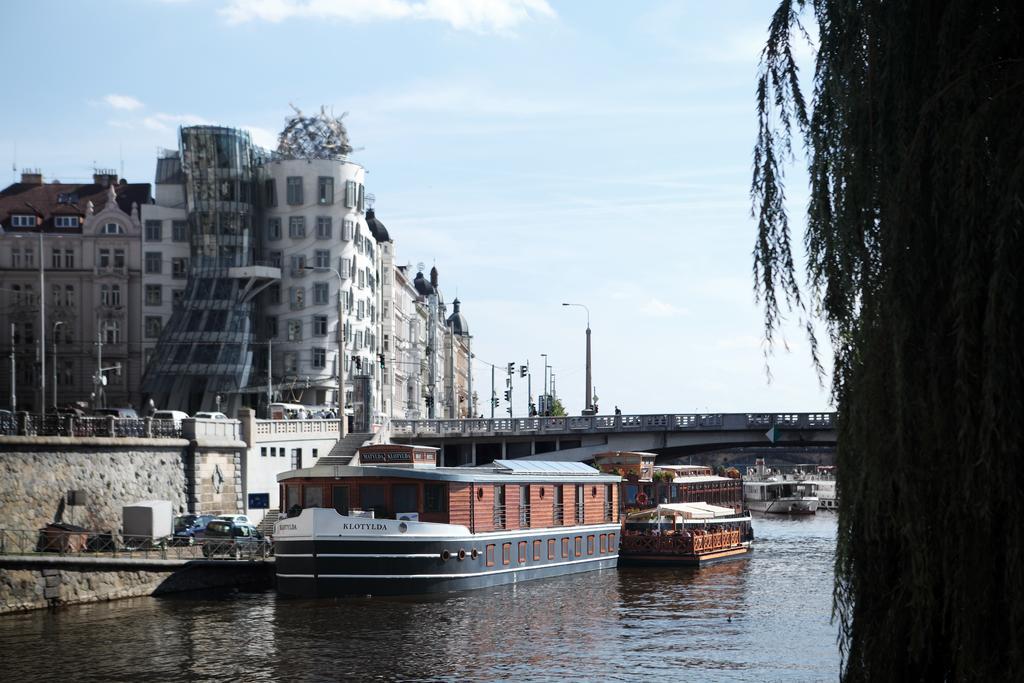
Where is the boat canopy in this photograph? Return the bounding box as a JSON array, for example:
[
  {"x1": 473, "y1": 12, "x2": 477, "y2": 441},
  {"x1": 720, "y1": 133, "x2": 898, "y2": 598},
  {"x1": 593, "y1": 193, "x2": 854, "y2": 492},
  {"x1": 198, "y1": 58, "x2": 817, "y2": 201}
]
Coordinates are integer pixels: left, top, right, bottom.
[{"x1": 656, "y1": 502, "x2": 737, "y2": 519}]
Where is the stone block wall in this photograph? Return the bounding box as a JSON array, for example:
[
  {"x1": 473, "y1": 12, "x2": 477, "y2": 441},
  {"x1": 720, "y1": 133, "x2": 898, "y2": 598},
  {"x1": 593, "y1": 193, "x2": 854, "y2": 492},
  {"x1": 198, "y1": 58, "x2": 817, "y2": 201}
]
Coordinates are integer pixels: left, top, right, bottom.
[{"x1": 0, "y1": 442, "x2": 190, "y2": 533}]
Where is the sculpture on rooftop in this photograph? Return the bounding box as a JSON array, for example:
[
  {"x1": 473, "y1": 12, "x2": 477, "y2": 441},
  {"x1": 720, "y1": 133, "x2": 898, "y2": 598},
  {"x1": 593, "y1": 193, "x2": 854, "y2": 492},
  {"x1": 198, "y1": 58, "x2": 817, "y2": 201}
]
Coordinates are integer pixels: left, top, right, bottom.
[{"x1": 277, "y1": 104, "x2": 353, "y2": 160}]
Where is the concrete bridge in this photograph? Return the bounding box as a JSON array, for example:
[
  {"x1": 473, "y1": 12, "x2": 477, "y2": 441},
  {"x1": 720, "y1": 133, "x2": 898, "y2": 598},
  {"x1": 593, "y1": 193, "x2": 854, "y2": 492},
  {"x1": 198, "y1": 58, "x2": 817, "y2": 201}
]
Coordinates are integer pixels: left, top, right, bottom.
[{"x1": 390, "y1": 412, "x2": 837, "y2": 465}]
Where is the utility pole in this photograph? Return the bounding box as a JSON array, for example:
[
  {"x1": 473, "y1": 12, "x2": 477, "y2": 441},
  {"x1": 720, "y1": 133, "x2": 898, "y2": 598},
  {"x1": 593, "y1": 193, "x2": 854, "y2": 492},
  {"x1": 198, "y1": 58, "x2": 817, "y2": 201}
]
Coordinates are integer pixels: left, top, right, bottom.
[
  {"x1": 52, "y1": 321, "x2": 64, "y2": 411},
  {"x1": 490, "y1": 364, "x2": 495, "y2": 419},
  {"x1": 95, "y1": 329, "x2": 104, "y2": 410},
  {"x1": 9, "y1": 323, "x2": 15, "y2": 412},
  {"x1": 526, "y1": 360, "x2": 532, "y2": 416},
  {"x1": 38, "y1": 228, "x2": 45, "y2": 416},
  {"x1": 506, "y1": 362, "x2": 514, "y2": 418},
  {"x1": 266, "y1": 338, "x2": 273, "y2": 415}
]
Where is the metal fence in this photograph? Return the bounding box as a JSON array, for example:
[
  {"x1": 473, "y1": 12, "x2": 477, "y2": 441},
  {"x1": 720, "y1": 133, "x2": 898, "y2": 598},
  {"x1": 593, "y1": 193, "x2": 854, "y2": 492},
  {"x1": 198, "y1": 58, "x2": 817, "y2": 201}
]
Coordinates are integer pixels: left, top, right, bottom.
[
  {"x1": 0, "y1": 414, "x2": 182, "y2": 439},
  {"x1": 0, "y1": 528, "x2": 271, "y2": 562}
]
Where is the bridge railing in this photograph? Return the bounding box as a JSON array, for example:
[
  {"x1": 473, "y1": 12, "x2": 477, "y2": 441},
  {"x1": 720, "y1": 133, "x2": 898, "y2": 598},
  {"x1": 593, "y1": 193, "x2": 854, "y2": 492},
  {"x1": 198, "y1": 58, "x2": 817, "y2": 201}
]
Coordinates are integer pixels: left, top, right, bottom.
[{"x1": 390, "y1": 412, "x2": 836, "y2": 438}]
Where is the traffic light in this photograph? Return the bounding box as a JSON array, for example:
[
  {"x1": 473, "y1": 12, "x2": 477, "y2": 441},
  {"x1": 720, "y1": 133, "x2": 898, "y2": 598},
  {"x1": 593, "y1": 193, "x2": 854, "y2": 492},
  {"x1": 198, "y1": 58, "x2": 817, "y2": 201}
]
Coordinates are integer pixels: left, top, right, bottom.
[
  {"x1": 354, "y1": 356, "x2": 362, "y2": 370},
  {"x1": 491, "y1": 397, "x2": 499, "y2": 407},
  {"x1": 425, "y1": 395, "x2": 434, "y2": 407},
  {"x1": 520, "y1": 365, "x2": 527, "y2": 378},
  {"x1": 507, "y1": 362, "x2": 515, "y2": 375},
  {"x1": 378, "y1": 353, "x2": 385, "y2": 369},
  {"x1": 503, "y1": 390, "x2": 511, "y2": 401}
]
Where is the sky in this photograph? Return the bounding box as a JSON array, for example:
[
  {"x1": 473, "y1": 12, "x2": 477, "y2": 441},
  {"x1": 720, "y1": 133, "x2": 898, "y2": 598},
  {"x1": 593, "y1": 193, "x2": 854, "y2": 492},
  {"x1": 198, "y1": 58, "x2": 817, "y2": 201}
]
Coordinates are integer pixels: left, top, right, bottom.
[{"x1": 0, "y1": 0, "x2": 831, "y2": 416}]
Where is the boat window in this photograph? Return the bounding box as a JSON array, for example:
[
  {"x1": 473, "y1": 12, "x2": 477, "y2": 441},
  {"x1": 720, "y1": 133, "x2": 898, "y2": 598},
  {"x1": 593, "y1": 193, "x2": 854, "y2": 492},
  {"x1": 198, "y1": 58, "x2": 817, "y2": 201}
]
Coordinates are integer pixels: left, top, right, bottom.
[
  {"x1": 360, "y1": 484, "x2": 386, "y2": 517},
  {"x1": 548, "y1": 538, "x2": 556, "y2": 560},
  {"x1": 393, "y1": 484, "x2": 418, "y2": 515},
  {"x1": 575, "y1": 536, "x2": 582, "y2": 557},
  {"x1": 518, "y1": 541, "x2": 527, "y2": 564},
  {"x1": 502, "y1": 542, "x2": 511, "y2": 565},
  {"x1": 624, "y1": 484, "x2": 638, "y2": 506},
  {"x1": 285, "y1": 485, "x2": 301, "y2": 511},
  {"x1": 424, "y1": 484, "x2": 446, "y2": 513},
  {"x1": 304, "y1": 486, "x2": 324, "y2": 508},
  {"x1": 533, "y1": 539, "x2": 542, "y2": 561},
  {"x1": 486, "y1": 544, "x2": 495, "y2": 567},
  {"x1": 332, "y1": 486, "x2": 350, "y2": 515},
  {"x1": 562, "y1": 537, "x2": 569, "y2": 558},
  {"x1": 600, "y1": 534, "x2": 607, "y2": 553},
  {"x1": 608, "y1": 532, "x2": 616, "y2": 549},
  {"x1": 587, "y1": 535, "x2": 595, "y2": 555}
]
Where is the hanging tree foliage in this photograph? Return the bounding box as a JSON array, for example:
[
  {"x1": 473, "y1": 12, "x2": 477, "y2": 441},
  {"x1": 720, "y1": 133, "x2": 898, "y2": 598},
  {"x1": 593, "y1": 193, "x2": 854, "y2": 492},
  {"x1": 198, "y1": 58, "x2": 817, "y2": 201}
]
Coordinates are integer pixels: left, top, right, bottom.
[{"x1": 753, "y1": 1, "x2": 1024, "y2": 680}]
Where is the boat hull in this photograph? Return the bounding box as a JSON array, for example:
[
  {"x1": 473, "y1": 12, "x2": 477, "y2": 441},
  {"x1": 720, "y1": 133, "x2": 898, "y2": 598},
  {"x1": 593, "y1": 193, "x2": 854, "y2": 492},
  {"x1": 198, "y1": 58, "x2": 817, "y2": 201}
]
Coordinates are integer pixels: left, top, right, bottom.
[
  {"x1": 745, "y1": 498, "x2": 819, "y2": 514},
  {"x1": 618, "y1": 543, "x2": 752, "y2": 567},
  {"x1": 275, "y1": 521, "x2": 621, "y2": 597}
]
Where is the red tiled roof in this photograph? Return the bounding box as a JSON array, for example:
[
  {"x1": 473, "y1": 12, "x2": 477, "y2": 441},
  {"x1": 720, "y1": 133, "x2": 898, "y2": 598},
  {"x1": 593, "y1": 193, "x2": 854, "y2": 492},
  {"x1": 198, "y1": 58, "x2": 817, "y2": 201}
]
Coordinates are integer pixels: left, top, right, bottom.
[{"x1": 0, "y1": 180, "x2": 152, "y2": 231}]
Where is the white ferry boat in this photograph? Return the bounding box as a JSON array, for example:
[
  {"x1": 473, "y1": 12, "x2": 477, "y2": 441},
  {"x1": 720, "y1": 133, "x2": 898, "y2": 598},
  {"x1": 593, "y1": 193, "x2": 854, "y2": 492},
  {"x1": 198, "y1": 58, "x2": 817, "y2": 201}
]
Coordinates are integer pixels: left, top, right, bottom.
[
  {"x1": 742, "y1": 459, "x2": 819, "y2": 514},
  {"x1": 273, "y1": 444, "x2": 622, "y2": 597}
]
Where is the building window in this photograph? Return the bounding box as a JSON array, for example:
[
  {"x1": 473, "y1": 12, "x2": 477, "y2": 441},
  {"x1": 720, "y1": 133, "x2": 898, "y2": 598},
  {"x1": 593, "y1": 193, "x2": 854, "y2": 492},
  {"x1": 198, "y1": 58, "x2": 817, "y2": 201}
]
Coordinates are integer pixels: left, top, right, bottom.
[
  {"x1": 290, "y1": 254, "x2": 307, "y2": 274},
  {"x1": 11, "y1": 214, "x2": 36, "y2": 228},
  {"x1": 63, "y1": 249, "x2": 74, "y2": 268},
  {"x1": 102, "y1": 320, "x2": 121, "y2": 343},
  {"x1": 313, "y1": 282, "x2": 329, "y2": 305},
  {"x1": 172, "y1": 220, "x2": 188, "y2": 242},
  {"x1": 313, "y1": 315, "x2": 328, "y2": 336},
  {"x1": 312, "y1": 347, "x2": 326, "y2": 368},
  {"x1": 100, "y1": 284, "x2": 122, "y2": 307},
  {"x1": 290, "y1": 286, "x2": 305, "y2": 310},
  {"x1": 345, "y1": 180, "x2": 357, "y2": 208},
  {"x1": 145, "y1": 316, "x2": 163, "y2": 338},
  {"x1": 314, "y1": 250, "x2": 330, "y2": 268},
  {"x1": 342, "y1": 217, "x2": 355, "y2": 241},
  {"x1": 264, "y1": 179, "x2": 277, "y2": 207},
  {"x1": 172, "y1": 258, "x2": 188, "y2": 279},
  {"x1": 54, "y1": 216, "x2": 79, "y2": 228},
  {"x1": 145, "y1": 220, "x2": 162, "y2": 241},
  {"x1": 286, "y1": 176, "x2": 303, "y2": 205},
  {"x1": 114, "y1": 249, "x2": 125, "y2": 268},
  {"x1": 268, "y1": 284, "x2": 281, "y2": 305},
  {"x1": 284, "y1": 351, "x2": 297, "y2": 373},
  {"x1": 267, "y1": 217, "x2": 281, "y2": 241},
  {"x1": 288, "y1": 216, "x2": 306, "y2": 238},
  {"x1": 51, "y1": 248, "x2": 61, "y2": 268},
  {"x1": 145, "y1": 252, "x2": 161, "y2": 274},
  {"x1": 145, "y1": 285, "x2": 162, "y2": 306},
  {"x1": 266, "y1": 316, "x2": 278, "y2": 338},
  {"x1": 316, "y1": 216, "x2": 332, "y2": 239},
  {"x1": 102, "y1": 222, "x2": 124, "y2": 235},
  {"x1": 317, "y1": 176, "x2": 334, "y2": 205},
  {"x1": 171, "y1": 289, "x2": 184, "y2": 310},
  {"x1": 287, "y1": 319, "x2": 302, "y2": 341},
  {"x1": 261, "y1": 447, "x2": 267, "y2": 458}
]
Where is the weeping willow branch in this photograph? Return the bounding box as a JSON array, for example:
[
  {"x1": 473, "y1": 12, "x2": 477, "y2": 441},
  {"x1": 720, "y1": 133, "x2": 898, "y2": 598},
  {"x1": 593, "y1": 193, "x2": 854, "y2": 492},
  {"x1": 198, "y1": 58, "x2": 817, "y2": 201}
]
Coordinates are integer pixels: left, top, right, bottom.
[{"x1": 753, "y1": 1, "x2": 1024, "y2": 680}]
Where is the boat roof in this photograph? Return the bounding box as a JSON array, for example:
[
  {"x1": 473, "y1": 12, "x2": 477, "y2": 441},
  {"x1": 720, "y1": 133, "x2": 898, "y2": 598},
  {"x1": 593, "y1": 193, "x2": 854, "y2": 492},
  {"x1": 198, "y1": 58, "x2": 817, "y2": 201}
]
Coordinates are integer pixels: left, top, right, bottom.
[
  {"x1": 278, "y1": 459, "x2": 620, "y2": 484},
  {"x1": 669, "y1": 475, "x2": 736, "y2": 484},
  {"x1": 658, "y1": 502, "x2": 737, "y2": 518}
]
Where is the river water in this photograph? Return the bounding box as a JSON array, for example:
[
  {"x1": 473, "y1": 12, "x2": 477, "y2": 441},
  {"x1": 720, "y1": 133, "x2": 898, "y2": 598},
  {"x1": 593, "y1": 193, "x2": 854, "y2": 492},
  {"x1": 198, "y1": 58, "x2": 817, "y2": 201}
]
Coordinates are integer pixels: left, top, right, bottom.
[{"x1": 0, "y1": 515, "x2": 839, "y2": 682}]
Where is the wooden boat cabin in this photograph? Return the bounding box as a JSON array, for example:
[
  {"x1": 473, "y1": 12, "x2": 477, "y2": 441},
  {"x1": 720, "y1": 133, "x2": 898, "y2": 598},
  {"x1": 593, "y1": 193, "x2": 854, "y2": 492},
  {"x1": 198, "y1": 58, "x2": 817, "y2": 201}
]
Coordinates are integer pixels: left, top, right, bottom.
[
  {"x1": 274, "y1": 445, "x2": 623, "y2": 597},
  {"x1": 593, "y1": 451, "x2": 743, "y2": 513}
]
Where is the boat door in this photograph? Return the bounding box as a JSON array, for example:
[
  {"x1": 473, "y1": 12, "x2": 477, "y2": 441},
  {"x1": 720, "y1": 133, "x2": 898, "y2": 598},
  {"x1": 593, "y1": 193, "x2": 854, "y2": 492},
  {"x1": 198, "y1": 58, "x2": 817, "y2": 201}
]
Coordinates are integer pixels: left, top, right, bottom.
[{"x1": 332, "y1": 486, "x2": 350, "y2": 515}]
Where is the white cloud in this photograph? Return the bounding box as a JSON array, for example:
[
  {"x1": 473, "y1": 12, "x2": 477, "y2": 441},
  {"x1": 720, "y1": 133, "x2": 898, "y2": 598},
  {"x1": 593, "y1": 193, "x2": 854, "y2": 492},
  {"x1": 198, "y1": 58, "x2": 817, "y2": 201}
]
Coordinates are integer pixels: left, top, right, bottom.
[
  {"x1": 142, "y1": 113, "x2": 213, "y2": 131},
  {"x1": 104, "y1": 94, "x2": 144, "y2": 111},
  {"x1": 219, "y1": 0, "x2": 555, "y2": 33},
  {"x1": 639, "y1": 298, "x2": 687, "y2": 318}
]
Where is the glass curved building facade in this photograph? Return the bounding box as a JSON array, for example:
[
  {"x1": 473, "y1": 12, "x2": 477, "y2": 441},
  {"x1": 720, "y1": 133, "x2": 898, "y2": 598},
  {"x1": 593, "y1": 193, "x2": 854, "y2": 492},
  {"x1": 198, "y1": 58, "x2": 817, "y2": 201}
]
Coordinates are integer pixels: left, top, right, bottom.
[{"x1": 142, "y1": 127, "x2": 274, "y2": 414}]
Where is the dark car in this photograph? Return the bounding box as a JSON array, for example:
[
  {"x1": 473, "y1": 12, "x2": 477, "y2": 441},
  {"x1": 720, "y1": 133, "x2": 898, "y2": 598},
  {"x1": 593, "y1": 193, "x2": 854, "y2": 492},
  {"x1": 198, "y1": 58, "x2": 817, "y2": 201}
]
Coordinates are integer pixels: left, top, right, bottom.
[
  {"x1": 201, "y1": 520, "x2": 271, "y2": 559},
  {"x1": 172, "y1": 514, "x2": 216, "y2": 546}
]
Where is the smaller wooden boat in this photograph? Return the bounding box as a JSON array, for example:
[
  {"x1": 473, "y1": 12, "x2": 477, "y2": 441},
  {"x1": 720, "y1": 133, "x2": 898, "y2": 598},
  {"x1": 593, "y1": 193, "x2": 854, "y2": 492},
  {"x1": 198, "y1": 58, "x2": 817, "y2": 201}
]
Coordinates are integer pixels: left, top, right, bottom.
[{"x1": 619, "y1": 503, "x2": 754, "y2": 566}]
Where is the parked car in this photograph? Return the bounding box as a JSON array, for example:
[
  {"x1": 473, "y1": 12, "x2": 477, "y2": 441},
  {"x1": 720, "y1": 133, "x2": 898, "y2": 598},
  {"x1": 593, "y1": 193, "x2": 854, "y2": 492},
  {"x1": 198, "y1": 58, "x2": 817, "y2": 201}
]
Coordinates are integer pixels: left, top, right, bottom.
[
  {"x1": 201, "y1": 520, "x2": 271, "y2": 559},
  {"x1": 93, "y1": 407, "x2": 139, "y2": 419},
  {"x1": 153, "y1": 410, "x2": 189, "y2": 424},
  {"x1": 217, "y1": 514, "x2": 251, "y2": 526},
  {"x1": 193, "y1": 411, "x2": 229, "y2": 420},
  {"x1": 172, "y1": 514, "x2": 216, "y2": 546}
]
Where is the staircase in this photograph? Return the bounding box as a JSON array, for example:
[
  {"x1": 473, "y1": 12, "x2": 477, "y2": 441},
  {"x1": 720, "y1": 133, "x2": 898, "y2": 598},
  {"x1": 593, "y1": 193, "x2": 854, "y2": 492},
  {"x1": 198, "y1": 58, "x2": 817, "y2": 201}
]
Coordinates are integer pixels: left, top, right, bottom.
[
  {"x1": 317, "y1": 432, "x2": 373, "y2": 465},
  {"x1": 257, "y1": 510, "x2": 280, "y2": 536}
]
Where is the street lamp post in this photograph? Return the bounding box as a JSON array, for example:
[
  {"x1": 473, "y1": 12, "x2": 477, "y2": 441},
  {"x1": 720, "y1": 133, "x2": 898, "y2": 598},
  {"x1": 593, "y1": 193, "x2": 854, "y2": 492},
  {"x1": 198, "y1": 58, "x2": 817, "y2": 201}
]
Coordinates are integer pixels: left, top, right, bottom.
[
  {"x1": 562, "y1": 302, "x2": 593, "y2": 414},
  {"x1": 52, "y1": 321, "x2": 64, "y2": 411},
  {"x1": 305, "y1": 267, "x2": 347, "y2": 439}
]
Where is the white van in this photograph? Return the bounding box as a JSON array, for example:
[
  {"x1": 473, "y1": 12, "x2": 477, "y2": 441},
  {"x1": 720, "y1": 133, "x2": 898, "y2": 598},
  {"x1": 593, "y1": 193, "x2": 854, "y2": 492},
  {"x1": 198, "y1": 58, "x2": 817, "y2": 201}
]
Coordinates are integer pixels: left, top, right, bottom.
[{"x1": 152, "y1": 410, "x2": 189, "y2": 424}]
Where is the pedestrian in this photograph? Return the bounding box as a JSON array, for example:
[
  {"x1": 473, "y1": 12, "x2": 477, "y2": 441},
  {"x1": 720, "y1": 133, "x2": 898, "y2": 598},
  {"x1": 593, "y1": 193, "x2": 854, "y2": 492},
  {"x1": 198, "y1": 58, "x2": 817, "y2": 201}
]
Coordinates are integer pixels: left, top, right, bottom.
[{"x1": 615, "y1": 405, "x2": 622, "y2": 416}]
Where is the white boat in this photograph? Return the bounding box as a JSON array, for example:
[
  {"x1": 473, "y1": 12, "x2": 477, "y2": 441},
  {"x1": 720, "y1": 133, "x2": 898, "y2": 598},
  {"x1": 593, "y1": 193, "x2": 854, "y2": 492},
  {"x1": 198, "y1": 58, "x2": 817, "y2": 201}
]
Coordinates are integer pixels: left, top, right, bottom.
[{"x1": 742, "y1": 459, "x2": 819, "y2": 514}]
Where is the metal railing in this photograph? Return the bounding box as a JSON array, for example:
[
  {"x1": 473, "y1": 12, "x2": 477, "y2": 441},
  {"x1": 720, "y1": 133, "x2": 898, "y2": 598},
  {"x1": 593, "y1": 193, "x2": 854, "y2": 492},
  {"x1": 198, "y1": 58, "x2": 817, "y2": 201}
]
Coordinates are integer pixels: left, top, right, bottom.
[
  {"x1": 390, "y1": 411, "x2": 837, "y2": 438},
  {"x1": 552, "y1": 502, "x2": 565, "y2": 526},
  {"x1": 0, "y1": 528, "x2": 271, "y2": 562},
  {"x1": 492, "y1": 505, "x2": 507, "y2": 530},
  {"x1": 1, "y1": 414, "x2": 183, "y2": 439}
]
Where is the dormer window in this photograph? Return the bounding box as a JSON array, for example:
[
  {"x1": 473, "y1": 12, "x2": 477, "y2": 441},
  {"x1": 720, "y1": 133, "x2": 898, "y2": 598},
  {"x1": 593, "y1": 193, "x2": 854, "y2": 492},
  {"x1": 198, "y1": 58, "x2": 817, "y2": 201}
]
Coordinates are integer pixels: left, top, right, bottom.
[
  {"x1": 102, "y1": 222, "x2": 124, "y2": 235},
  {"x1": 54, "y1": 216, "x2": 79, "y2": 228},
  {"x1": 10, "y1": 215, "x2": 36, "y2": 228}
]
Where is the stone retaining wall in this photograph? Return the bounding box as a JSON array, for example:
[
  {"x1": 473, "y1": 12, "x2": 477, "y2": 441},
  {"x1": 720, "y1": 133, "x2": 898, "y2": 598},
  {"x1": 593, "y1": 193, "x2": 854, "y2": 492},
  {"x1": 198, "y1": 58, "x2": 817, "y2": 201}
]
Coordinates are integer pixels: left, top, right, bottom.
[
  {"x1": 0, "y1": 441, "x2": 190, "y2": 533},
  {"x1": 0, "y1": 560, "x2": 273, "y2": 613}
]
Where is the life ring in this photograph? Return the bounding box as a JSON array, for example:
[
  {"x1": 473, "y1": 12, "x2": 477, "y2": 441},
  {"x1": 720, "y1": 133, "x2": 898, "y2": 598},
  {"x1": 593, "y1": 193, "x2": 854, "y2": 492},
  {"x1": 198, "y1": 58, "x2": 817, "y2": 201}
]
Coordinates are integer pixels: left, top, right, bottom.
[
  {"x1": 636, "y1": 492, "x2": 649, "y2": 507},
  {"x1": 457, "y1": 549, "x2": 466, "y2": 561},
  {"x1": 440, "y1": 549, "x2": 451, "y2": 561}
]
